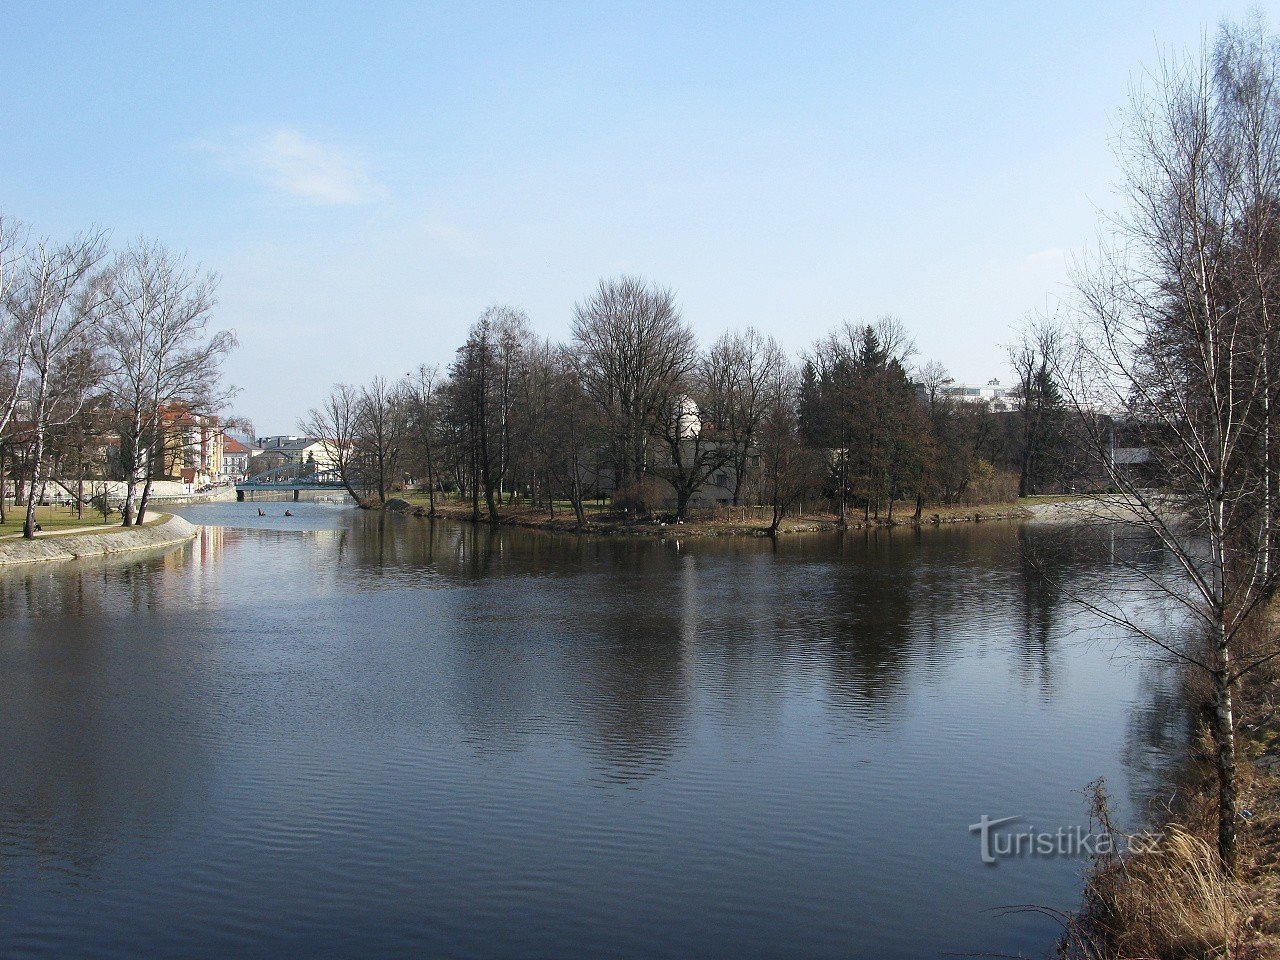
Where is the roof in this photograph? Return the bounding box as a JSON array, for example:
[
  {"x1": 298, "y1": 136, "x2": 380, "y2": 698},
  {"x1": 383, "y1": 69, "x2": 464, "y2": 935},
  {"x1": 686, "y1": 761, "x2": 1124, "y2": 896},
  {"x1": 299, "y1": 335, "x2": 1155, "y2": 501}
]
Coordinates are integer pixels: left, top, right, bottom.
[
  {"x1": 223, "y1": 436, "x2": 249, "y2": 453},
  {"x1": 1112, "y1": 447, "x2": 1152, "y2": 465},
  {"x1": 256, "y1": 436, "x2": 323, "y2": 451}
]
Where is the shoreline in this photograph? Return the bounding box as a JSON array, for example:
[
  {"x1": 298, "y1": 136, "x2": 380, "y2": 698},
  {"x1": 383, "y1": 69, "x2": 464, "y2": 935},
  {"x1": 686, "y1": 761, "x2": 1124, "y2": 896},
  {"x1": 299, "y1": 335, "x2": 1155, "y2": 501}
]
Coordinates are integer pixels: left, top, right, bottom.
[
  {"x1": 0, "y1": 513, "x2": 197, "y2": 566},
  {"x1": 381, "y1": 497, "x2": 1036, "y2": 538}
]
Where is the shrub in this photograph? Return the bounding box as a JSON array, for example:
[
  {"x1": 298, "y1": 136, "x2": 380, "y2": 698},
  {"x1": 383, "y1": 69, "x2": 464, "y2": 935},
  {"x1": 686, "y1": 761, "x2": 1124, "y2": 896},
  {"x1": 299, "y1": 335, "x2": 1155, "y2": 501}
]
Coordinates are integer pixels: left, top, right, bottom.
[
  {"x1": 959, "y1": 459, "x2": 1019, "y2": 505},
  {"x1": 610, "y1": 476, "x2": 665, "y2": 515}
]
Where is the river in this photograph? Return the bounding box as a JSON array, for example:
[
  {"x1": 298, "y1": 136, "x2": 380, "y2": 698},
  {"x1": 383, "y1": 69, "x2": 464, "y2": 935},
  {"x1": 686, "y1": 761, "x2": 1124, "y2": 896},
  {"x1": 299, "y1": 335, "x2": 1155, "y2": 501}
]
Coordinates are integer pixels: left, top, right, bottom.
[{"x1": 0, "y1": 502, "x2": 1188, "y2": 959}]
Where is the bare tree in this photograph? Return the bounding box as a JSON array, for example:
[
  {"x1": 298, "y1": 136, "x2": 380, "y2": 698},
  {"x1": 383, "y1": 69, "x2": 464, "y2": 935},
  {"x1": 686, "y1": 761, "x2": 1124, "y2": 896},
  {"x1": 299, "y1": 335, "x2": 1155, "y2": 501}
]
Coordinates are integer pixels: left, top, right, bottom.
[
  {"x1": 1008, "y1": 319, "x2": 1067, "y2": 497},
  {"x1": 705, "y1": 327, "x2": 787, "y2": 506},
  {"x1": 102, "y1": 241, "x2": 234, "y2": 525},
  {"x1": 1059, "y1": 19, "x2": 1280, "y2": 874},
  {"x1": 404, "y1": 364, "x2": 442, "y2": 515},
  {"x1": 651, "y1": 385, "x2": 736, "y2": 522},
  {"x1": 7, "y1": 232, "x2": 108, "y2": 537},
  {"x1": 47, "y1": 342, "x2": 111, "y2": 520},
  {"x1": 301, "y1": 383, "x2": 364, "y2": 502},
  {"x1": 356, "y1": 375, "x2": 403, "y2": 503},
  {"x1": 571, "y1": 276, "x2": 698, "y2": 515},
  {"x1": 757, "y1": 361, "x2": 820, "y2": 535},
  {"x1": 0, "y1": 216, "x2": 33, "y2": 445},
  {"x1": 547, "y1": 347, "x2": 601, "y2": 527},
  {"x1": 449, "y1": 307, "x2": 529, "y2": 521}
]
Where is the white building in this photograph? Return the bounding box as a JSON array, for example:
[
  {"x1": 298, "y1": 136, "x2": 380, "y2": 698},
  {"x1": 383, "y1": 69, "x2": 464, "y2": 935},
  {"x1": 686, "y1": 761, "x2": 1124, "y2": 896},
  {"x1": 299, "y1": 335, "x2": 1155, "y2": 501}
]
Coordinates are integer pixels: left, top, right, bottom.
[
  {"x1": 918, "y1": 379, "x2": 1018, "y2": 412},
  {"x1": 253, "y1": 436, "x2": 336, "y2": 470}
]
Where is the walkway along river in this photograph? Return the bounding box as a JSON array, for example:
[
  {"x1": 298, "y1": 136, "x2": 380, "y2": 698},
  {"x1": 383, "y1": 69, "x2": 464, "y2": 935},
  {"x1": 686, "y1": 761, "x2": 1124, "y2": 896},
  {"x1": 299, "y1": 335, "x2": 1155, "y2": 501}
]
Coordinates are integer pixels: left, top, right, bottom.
[{"x1": 0, "y1": 501, "x2": 1190, "y2": 959}]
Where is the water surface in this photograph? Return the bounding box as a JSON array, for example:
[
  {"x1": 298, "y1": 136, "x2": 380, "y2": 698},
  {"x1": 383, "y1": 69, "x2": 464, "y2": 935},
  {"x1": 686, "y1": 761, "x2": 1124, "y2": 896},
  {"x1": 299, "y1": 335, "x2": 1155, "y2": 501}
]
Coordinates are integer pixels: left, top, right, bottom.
[{"x1": 0, "y1": 503, "x2": 1186, "y2": 959}]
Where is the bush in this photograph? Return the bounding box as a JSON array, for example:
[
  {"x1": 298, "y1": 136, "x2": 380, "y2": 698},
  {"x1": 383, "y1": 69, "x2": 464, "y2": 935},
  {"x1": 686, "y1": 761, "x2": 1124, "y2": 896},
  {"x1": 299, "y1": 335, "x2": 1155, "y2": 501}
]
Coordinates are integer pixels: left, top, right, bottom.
[
  {"x1": 610, "y1": 476, "x2": 665, "y2": 515},
  {"x1": 959, "y1": 459, "x2": 1019, "y2": 505}
]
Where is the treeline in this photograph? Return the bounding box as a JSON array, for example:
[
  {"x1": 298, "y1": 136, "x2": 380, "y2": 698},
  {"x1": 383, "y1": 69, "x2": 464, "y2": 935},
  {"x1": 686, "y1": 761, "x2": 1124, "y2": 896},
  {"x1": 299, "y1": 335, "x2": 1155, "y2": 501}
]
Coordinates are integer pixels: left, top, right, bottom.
[
  {"x1": 305, "y1": 277, "x2": 1072, "y2": 532},
  {"x1": 0, "y1": 223, "x2": 235, "y2": 537}
]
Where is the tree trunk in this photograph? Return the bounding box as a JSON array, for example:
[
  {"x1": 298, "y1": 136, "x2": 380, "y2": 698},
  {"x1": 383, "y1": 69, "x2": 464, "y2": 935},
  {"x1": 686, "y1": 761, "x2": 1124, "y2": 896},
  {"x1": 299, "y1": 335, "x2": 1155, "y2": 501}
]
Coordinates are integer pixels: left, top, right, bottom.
[
  {"x1": 838, "y1": 430, "x2": 848, "y2": 524},
  {"x1": 23, "y1": 392, "x2": 48, "y2": 540},
  {"x1": 23, "y1": 433, "x2": 44, "y2": 539},
  {"x1": 1213, "y1": 659, "x2": 1239, "y2": 876},
  {"x1": 121, "y1": 421, "x2": 143, "y2": 526},
  {"x1": 0, "y1": 444, "x2": 7, "y2": 525},
  {"x1": 136, "y1": 443, "x2": 158, "y2": 525},
  {"x1": 424, "y1": 445, "x2": 437, "y2": 517},
  {"x1": 137, "y1": 473, "x2": 155, "y2": 524},
  {"x1": 731, "y1": 450, "x2": 746, "y2": 507},
  {"x1": 470, "y1": 445, "x2": 481, "y2": 522},
  {"x1": 675, "y1": 486, "x2": 691, "y2": 522},
  {"x1": 768, "y1": 474, "x2": 783, "y2": 536},
  {"x1": 568, "y1": 449, "x2": 588, "y2": 529}
]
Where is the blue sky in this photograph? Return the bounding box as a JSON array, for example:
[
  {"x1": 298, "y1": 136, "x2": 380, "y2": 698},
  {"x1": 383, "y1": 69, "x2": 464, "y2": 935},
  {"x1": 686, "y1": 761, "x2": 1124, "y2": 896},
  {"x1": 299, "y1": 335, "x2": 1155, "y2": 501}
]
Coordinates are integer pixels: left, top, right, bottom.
[{"x1": 1, "y1": 1, "x2": 1266, "y2": 431}]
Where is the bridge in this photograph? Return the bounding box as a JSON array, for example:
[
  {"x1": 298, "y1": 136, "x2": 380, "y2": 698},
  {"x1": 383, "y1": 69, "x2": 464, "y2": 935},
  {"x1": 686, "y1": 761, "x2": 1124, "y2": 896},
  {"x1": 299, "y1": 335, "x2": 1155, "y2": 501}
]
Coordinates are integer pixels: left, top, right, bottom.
[{"x1": 235, "y1": 464, "x2": 348, "y2": 501}]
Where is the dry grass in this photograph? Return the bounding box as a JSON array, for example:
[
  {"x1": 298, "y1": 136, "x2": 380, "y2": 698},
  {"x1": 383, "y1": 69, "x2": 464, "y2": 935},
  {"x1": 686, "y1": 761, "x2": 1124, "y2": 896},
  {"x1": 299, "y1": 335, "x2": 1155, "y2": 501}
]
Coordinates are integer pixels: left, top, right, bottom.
[
  {"x1": 1083, "y1": 826, "x2": 1252, "y2": 959},
  {"x1": 1059, "y1": 664, "x2": 1280, "y2": 960}
]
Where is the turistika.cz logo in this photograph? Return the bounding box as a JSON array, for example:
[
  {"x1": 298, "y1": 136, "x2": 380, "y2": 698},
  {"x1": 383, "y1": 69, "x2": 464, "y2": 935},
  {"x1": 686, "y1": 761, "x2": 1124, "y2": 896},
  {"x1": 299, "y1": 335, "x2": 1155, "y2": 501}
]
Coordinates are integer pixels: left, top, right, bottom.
[{"x1": 969, "y1": 815, "x2": 1162, "y2": 865}]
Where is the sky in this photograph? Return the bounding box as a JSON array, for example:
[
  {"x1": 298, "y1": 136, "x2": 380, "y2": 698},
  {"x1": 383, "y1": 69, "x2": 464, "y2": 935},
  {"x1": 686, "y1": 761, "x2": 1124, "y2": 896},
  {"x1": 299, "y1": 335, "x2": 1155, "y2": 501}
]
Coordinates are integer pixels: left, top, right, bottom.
[{"x1": 1, "y1": 1, "x2": 1270, "y2": 432}]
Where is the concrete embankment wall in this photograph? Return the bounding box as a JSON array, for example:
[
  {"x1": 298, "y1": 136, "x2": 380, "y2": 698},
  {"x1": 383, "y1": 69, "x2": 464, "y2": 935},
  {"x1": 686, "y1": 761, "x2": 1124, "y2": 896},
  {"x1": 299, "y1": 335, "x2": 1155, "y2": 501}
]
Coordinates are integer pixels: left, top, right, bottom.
[
  {"x1": 0, "y1": 514, "x2": 197, "y2": 566},
  {"x1": 151, "y1": 485, "x2": 236, "y2": 505},
  {"x1": 6, "y1": 480, "x2": 238, "y2": 508}
]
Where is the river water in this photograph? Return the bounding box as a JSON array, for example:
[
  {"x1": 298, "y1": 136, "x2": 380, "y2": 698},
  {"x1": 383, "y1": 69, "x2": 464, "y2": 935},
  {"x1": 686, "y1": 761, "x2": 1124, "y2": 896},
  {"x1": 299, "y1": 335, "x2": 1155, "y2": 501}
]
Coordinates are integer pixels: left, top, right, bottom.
[{"x1": 0, "y1": 502, "x2": 1187, "y2": 959}]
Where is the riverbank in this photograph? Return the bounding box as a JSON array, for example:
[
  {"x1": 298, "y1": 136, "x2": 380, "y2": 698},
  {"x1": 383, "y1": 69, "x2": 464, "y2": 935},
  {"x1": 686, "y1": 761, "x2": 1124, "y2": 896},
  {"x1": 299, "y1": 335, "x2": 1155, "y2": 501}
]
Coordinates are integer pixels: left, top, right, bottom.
[
  {"x1": 381, "y1": 494, "x2": 1039, "y2": 537},
  {"x1": 1069, "y1": 667, "x2": 1280, "y2": 958},
  {"x1": 0, "y1": 512, "x2": 196, "y2": 566}
]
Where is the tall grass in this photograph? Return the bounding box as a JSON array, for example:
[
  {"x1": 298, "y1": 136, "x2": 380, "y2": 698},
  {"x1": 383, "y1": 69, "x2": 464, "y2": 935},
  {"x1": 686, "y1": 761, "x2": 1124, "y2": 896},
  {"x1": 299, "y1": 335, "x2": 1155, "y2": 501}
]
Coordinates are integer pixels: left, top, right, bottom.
[{"x1": 1081, "y1": 825, "x2": 1249, "y2": 959}]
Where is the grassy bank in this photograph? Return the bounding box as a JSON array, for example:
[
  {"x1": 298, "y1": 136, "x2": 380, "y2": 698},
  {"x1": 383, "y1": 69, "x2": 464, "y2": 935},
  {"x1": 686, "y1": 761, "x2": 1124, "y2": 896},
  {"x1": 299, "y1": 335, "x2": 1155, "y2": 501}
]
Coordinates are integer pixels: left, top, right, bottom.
[
  {"x1": 0, "y1": 504, "x2": 115, "y2": 538},
  {"x1": 381, "y1": 492, "x2": 1038, "y2": 537},
  {"x1": 0, "y1": 512, "x2": 193, "y2": 565},
  {"x1": 1065, "y1": 668, "x2": 1280, "y2": 958}
]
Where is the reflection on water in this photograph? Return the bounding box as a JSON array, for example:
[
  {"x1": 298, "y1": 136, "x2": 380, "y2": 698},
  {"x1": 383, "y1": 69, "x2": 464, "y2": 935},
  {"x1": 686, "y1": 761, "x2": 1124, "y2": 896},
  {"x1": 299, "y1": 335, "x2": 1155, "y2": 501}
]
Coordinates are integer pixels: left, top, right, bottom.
[{"x1": 0, "y1": 503, "x2": 1189, "y2": 960}]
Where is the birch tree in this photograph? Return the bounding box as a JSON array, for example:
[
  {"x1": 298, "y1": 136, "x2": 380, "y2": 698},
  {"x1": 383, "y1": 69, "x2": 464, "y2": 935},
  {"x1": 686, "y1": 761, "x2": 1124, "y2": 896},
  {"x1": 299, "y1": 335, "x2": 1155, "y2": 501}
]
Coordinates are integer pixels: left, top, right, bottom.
[
  {"x1": 102, "y1": 241, "x2": 233, "y2": 525},
  {"x1": 0, "y1": 217, "x2": 32, "y2": 444},
  {"x1": 6, "y1": 232, "x2": 108, "y2": 538},
  {"x1": 1060, "y1": 19, "x2": 1280, "y2": 874}
]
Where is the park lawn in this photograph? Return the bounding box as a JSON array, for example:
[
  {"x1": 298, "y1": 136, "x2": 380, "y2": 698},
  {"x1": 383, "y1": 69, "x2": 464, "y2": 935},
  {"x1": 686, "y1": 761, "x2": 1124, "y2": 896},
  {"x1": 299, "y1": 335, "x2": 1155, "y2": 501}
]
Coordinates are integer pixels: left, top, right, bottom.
[{"x1": 0, "y1": 504, "x2": 115, "y2": 538}]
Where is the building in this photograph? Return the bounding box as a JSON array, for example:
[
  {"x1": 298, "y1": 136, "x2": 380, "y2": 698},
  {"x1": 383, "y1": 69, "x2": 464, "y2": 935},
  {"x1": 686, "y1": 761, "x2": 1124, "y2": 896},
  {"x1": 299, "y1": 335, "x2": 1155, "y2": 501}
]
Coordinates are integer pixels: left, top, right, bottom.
[
  {"x1": 917, "y1": 379, "x2": 1018, "y2": 412},
  {"x1": 250, "y1": 436, "x2": 337, "y2": 477},
  {"x1": 158, "y1": 407, "x2": 224, "y2": 490},
  {"x1": 220, "y1": 435, "x2": 250, "y2": 481}
]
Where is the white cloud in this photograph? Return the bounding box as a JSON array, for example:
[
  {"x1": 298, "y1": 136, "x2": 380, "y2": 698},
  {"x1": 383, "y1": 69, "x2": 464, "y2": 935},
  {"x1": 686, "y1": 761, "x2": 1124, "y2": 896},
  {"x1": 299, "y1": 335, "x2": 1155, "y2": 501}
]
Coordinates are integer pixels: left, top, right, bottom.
[{"x1": 201, "y1": 127, "x2": 386, "y2": 206}]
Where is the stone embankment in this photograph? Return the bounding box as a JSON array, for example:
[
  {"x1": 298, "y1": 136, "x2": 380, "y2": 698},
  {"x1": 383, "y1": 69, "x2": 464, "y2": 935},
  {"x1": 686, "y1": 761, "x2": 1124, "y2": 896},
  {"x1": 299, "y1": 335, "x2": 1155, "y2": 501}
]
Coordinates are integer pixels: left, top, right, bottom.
[{"x1": 0, "y1": 513, "x2": 197, "y2": 566}]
